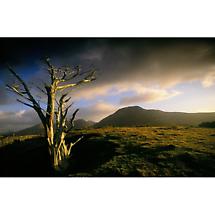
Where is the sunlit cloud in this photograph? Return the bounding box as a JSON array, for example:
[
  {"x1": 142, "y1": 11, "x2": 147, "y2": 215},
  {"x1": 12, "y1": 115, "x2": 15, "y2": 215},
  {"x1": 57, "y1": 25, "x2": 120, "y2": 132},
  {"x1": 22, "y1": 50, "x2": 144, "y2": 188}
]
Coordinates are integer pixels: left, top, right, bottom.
[
  {"x1": 202, "y1": 70, "x2": 215, "y2": 87},
  {"x1": 77, "y1": 102, "x2": 117, "y2": 122},
  {"x1": 120, "y1": 89, "x2": 181, "y2": 105},
  {"x1": 15, "y1": 110, "x2": 26, "y2": 118}
]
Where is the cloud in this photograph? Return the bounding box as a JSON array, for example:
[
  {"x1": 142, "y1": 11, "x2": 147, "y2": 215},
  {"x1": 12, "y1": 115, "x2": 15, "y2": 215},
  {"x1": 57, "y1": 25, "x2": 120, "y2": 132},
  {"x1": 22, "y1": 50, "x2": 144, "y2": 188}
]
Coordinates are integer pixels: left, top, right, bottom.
[
  {"x1": 68, "y1": 84, "x2": 114, "y2": 101},
  {"x1": 2, "y1": 38, "x2": 215, "y2": 123},
  {"x1": 202, "y1": 70, "x2": 215, "y2": 87},
  {"x1": 2, "y1": 39, "x2": 215, "y2": 97},
  {"x1": 0, "y1": 85, "x2": 9, "y2": 105},
  {"x1": 0, "y1": 110, "x2": 40, "y2": 134},
  {"x1": 120, "y1": 88, "x2": 181, "y2": 105},
  {"x1": 48, "y1": 39, "x2": 215, "y2": 104},
  {"x1": 0, "y1": 84, "x2": 16, "y2": 105},
  {"x1": 69, "y1": 81, "x2": 181, "y2": 107},
  {"x1": 3, "y1": 38, "x2": 215, "y2": 133},
  {"x1": 0, "y1": 101, "x2": 117, "y2": 133},
  {"x1": 76, "y1": 102, "x2": 117, "y2": 122}
]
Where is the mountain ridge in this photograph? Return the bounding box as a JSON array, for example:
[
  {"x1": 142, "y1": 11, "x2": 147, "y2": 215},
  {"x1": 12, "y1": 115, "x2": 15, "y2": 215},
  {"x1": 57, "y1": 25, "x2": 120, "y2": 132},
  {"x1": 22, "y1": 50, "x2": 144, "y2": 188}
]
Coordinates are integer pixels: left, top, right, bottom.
[
  {"x1": 95, "y1": 106, "x2": 215, "y2": 127},
  {"x1": 9, "y1": 106, "x2": 215, "y2": 135},
  {"x1": 13, "y1": 119, "x2": 95, "y2": 136}
]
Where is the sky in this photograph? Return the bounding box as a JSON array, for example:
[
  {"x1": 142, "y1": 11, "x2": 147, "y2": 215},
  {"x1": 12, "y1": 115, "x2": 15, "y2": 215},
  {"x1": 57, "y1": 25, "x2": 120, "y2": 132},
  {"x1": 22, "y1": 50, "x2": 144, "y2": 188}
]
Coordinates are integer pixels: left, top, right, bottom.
[{"x1": 1, "y1": 38, "x2": 215, "y2": 133}]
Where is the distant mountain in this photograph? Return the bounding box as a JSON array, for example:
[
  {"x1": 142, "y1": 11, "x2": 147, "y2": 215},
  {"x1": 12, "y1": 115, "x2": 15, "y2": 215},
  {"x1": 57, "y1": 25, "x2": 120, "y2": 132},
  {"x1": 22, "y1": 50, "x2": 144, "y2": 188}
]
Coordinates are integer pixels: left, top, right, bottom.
[
  {"x1": 73, "y1": 119, "x2": 95, "y2": 129},
  {"x1": 15, "y1": 119, "x2": 95, "y2": 136},
  {"x1": 15, "y1": 124, "x2": 44, "y2": 136},
  {"x1": 95, "y1": 106, "x2": 215, "y2": 127}
]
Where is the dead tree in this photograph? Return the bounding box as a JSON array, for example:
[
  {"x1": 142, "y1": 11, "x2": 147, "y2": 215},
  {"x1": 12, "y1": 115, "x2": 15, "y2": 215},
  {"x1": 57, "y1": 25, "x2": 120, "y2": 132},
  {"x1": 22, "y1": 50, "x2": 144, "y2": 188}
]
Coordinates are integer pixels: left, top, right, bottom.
[{"x1": 6, "y1": 58, "x2": 96, "y2": 172}]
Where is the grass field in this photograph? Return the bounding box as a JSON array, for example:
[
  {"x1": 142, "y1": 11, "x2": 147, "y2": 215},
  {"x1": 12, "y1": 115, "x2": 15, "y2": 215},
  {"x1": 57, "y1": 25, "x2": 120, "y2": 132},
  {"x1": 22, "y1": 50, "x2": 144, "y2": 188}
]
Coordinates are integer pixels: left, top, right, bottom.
[{"x1": 1, "y1": 126, "x2": 215, "y2": 176}]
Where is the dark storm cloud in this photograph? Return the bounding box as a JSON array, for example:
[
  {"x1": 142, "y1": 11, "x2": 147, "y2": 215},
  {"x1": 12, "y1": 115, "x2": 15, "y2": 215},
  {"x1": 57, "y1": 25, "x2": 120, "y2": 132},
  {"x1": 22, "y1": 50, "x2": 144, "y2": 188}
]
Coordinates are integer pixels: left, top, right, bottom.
[
  {"x1": 47, "y1": 38, "x2": 215, "y2": 101},
  {"x1": 1, "y1": 38, "x2": 215, "y2": 104},
  {"x1": 49, "y1": 38, "x2": 215, "y2": 87},
  {"x1": 1, "y1": 38, "x2": 215, "y2": 131},
  {"x1": 1, "y1": 38, "x2": 214, "y2": 68},
  {"x1": 1, "y1": 38, "x2": 215, "y2": 73},
  {"x1": 0, "y1": 38, "x2": 88, "y2": 65}
]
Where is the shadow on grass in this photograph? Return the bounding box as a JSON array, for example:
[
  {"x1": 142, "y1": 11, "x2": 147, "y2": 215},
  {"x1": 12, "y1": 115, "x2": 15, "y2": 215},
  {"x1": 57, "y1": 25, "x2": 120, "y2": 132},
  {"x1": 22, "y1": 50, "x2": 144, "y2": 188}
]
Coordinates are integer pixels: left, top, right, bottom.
[
  {"x1": 115, "y1": 142, "x2": 215, "y2": 176},
  {"x1": 0, "y1": 134, "x2": 118, "y2": 177},
  {"x1": 67, "y1": 135, "x2": 118, "y2": 175},
  {"x1": 0, "y1": 137, "x2": 50, "y2": 176},
  {"x1": 1, "y1": 133, "x2": 215, "y2": 176}
]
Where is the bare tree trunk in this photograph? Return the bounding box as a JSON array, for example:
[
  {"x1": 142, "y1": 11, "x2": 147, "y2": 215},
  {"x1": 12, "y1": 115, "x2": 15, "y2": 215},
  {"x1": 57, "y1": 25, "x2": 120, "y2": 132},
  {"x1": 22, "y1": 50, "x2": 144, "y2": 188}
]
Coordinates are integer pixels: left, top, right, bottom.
[{"x1": 7, "y1": 58, "x2": 96, "y2": 175}]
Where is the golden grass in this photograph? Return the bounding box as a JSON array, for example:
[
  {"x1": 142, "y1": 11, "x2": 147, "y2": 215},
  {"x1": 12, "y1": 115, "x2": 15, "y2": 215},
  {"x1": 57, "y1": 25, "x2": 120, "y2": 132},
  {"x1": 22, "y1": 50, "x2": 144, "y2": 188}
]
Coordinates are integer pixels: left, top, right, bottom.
[
  {"x1": 73, "y1": 126, "x2": 215, "y2": 152},
  {"x1": 1, "y1": 126, "x2": 215, "y2": 176},
  {"x1": 69, "y1": 126, "x2": 215, "y2": 176}
]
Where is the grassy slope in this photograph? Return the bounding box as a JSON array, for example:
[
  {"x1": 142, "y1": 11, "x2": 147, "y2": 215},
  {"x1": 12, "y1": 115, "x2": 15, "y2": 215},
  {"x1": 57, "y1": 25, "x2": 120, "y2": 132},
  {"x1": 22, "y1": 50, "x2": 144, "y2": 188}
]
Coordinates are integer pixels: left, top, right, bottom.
[
  {"x1": 68, "y1": 126, "x2": 215, "y2": 176},
  {"x1": 1, "y1": 126, "x2": 215, "y2": 176}
]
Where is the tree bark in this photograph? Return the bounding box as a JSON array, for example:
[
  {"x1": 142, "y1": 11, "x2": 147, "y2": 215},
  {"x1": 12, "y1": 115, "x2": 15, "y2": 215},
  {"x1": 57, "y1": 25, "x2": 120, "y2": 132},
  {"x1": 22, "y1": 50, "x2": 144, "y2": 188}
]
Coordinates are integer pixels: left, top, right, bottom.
[{"x1": 7, "y1": 58, "x2": 96, "y2": 175}]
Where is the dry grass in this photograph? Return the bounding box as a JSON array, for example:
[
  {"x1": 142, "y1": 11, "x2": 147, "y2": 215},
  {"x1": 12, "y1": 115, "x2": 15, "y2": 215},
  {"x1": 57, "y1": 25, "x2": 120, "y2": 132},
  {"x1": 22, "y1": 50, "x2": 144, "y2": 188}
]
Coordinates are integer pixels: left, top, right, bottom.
[
  {"x1": 0, "y1": 135, "x2": 40, "y2": 146},
  {"x1": 1, "y1": 126, "x2": 215, "y2": 176},
  {"x1": 68, "y1": 126, "x2": 215, "y2": 176}
]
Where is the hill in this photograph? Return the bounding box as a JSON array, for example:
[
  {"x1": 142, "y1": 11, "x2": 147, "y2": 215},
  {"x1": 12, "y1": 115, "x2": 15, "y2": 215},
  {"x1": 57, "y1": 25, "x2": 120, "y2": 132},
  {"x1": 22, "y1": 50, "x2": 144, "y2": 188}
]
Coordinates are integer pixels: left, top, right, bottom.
[
  {"x1": 73, "y1": 119, "x2": 95, "y2": 129},
  {"x1": 95, "y1": 106, "x2": 215, "y2": 127},
  {"x1": 15, "y1": 119, "x2": 95, "y2": 136}
]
